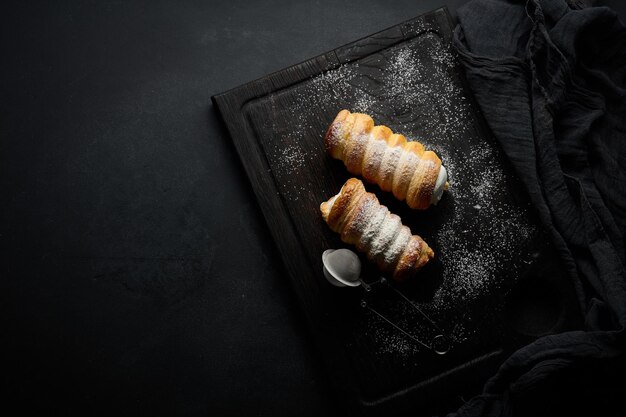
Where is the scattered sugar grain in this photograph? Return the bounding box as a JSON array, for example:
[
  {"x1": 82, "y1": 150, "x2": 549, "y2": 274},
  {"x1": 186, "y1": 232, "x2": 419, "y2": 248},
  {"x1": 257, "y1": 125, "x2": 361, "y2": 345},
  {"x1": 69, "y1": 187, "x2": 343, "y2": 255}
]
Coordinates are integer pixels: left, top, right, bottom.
[{"x1": 260, "y1": 28, "x2": 538, "y2": 358}]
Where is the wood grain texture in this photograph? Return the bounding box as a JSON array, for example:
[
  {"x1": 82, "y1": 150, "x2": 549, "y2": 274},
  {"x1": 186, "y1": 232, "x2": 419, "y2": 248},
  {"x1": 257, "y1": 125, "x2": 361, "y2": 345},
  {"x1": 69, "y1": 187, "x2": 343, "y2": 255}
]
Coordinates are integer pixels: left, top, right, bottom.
[{"x1": 213, "y1": 7, "x2": 579, "y2": 415}]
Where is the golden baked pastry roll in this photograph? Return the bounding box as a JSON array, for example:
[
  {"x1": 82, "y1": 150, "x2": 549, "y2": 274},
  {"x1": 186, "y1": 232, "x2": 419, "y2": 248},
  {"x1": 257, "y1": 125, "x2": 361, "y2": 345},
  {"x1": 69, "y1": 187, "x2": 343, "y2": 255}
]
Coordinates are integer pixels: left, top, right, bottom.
[
  {"x1": 320, "y1": 178, "x2": 434, "y2": 282},
  {"x1": 325, "y1": 110, "x2": 449, "y2": 210}
]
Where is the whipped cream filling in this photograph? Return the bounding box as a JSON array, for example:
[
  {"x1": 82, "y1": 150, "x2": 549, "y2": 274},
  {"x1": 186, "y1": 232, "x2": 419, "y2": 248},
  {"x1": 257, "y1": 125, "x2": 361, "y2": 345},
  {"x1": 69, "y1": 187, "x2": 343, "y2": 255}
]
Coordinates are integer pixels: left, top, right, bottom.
[
  {"x1": 430, "y1": 165, "x2": 448, "y2": 205},
  {"x1": 327, "y1": 194, "x2": 338, "y2": 211}
]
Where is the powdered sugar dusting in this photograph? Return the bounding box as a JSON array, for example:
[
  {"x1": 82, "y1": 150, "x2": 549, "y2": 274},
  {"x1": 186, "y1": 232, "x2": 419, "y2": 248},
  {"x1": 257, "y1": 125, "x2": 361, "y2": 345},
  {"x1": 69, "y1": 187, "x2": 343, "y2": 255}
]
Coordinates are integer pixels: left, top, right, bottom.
[
  {"x1": 255, "y1": 26, "x2": 541, "y2": 362},
  {"x1": 278, "y1": 144, "x2": 306, "y2": 173},
  {"x1": 384, "y1": 225, "x2": 411, "y2": 267},
  {"x1": 270, "y1": 141, "x2": 316, "y2": 201},
  {"x1": 369, "y1": 212, "x2": 402, "y2": 264},
  {"x1": 273, "y1": 31, "x2": 472, "y2": 203}
]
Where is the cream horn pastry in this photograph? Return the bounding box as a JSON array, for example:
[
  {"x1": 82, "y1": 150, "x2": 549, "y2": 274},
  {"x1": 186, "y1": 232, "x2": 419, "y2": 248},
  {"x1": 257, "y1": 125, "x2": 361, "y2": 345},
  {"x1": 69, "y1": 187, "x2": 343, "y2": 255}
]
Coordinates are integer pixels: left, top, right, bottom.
[
  {"x1": 320, "y1": 178, "x2": 434, "y2": 282},
  {"x1": 324, "y1": 110, "x2": 449, "y2": 210}
]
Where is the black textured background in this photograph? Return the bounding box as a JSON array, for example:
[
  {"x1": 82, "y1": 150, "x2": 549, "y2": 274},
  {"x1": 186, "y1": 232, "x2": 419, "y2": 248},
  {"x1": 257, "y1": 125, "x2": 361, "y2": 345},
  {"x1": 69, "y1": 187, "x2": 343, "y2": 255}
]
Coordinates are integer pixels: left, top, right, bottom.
[{"x1": 2, "y1": 1, "x2": 624, "y2": 416}]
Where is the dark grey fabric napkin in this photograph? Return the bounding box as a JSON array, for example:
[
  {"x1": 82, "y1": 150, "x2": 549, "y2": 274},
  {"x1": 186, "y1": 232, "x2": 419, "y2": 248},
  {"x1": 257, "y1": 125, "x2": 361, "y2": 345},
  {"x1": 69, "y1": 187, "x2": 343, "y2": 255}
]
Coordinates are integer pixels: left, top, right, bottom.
[{"x1": 448, "y1": 0, "x2": 626, "y2": 415}]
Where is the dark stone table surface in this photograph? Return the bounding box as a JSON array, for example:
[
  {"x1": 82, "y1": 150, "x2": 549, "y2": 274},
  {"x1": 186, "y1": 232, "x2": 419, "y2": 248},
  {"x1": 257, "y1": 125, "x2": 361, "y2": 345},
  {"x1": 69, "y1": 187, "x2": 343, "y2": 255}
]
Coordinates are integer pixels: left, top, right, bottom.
[{"x1": 3, "y1": 1, "x2": 624, "y2": 415}]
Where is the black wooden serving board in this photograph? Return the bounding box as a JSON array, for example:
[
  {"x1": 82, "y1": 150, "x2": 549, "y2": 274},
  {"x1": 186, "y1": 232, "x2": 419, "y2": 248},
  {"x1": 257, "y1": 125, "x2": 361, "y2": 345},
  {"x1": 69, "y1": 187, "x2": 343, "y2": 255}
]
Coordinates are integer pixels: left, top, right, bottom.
[{"x1": 212, "y1": 7, "x2": 580, "y2": 415}]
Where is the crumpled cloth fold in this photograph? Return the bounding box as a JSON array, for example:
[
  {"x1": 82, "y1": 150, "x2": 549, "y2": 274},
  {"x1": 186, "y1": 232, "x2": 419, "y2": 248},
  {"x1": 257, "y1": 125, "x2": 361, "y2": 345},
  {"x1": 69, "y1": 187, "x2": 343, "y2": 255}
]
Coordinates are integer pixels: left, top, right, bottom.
[{"x1": 448, "y1": 1, "x2": 626, "y2": 415}]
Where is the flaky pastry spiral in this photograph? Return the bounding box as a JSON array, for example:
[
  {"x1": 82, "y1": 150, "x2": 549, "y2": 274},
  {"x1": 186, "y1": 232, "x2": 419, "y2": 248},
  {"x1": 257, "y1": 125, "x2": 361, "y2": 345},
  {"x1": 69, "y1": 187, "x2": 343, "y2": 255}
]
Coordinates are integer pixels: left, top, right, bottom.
[
  {"x1": 320, "y1": 178, "x2": 434, "y2": 282},
  {"x1": 325, "y1": 110, "x2": 448, "y2": 210}
]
